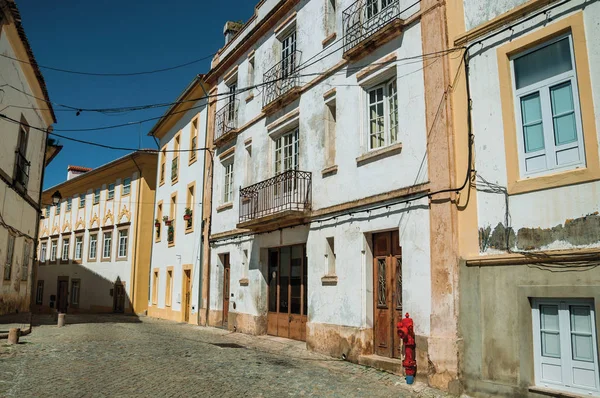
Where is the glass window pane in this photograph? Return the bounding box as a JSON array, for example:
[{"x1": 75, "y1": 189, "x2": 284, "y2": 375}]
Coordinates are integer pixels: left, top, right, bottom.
[
  {"x1": 572, "y1": 334, "x2": 594, "y2": 362},
  {"x1": 514, "y1": 37, "x2": 572, "y2": 89},
  {"x1": 551, "y1": 82, "x2": 578, "y2": 145},
  {"x1": 524, "y1": 124, "x2": 545, "y2": 153},
  {"x1": 541, "y1": 304, "x2": 560, "y2": 330},
  {"x1": 541, "y1": 331, "x2": 561, "y2": 358},
  {"x1": 570, "y1": 305, "x2": 592, "y2": 333},
  {"x1": 521, "y1": 93, "x2": 545, "y2": 153},
  {"x1": 521, "y1": 93, "x2": 543, "y2": 123}
]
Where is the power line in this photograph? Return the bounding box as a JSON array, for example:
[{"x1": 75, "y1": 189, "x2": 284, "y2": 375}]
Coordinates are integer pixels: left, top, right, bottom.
[{"x1": 0, "y1": 52, "x2": 217, "y2": 77}]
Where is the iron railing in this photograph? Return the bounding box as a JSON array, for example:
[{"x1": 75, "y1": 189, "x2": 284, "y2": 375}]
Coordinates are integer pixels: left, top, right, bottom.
[
  {"x1": 262, "y1": 49, "x2": 302, "y2": 109},
  {"x1": 215, "y1": 99, "x2": 239, "y2": 143},
  {"x1": 343, "y1": 0, "x2": 402, "y2": 53},
  {"x1": 239, "y1": 169, "x2": 312, "y2": 224},
  {"x1": 14, "y1": 151, "x2": 30, "y2": 190}
]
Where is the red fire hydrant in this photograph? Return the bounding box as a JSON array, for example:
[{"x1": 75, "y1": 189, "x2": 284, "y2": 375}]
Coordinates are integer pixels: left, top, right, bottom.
[{"x1": 397, "y1": 312, "x2": 417, "y2": 384}]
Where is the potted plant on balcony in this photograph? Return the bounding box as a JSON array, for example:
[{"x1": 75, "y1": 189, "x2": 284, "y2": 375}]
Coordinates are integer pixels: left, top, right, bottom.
[
  {"x1": 167, "y1": 225, "x2": 174, "y2": 243},
  {"x1": 183, "y1": 207, "x2": 192, "y2": 221},
  {"x1": 154, "y1": 218, "x2": 161, "y2": 228},
  {"x1": 163, "y1": 215, "x2": 172, "y2": 226}
]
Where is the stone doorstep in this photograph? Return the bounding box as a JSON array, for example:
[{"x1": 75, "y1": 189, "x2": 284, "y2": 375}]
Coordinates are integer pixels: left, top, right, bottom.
[{"x1": 358, "y1": 354, "x2": 405, "y2": 375}]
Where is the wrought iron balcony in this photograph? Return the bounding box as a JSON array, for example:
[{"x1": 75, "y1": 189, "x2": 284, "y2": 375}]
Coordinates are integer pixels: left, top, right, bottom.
[
  {"x1": 262, "y1": 50, "x2": 302, "y2": 114},
  {"x1": 14, "y1": 151, "x2": 30, "y2": 191},
  {"x1": 238, "y1": 169, "x2": 312, "y2": 230},
  {"x1": 342, "y1": 0, "x2": 404, "y2": 59},
  {"x1": 214, "y1": 99, "x2": 239, "y2": 146}
]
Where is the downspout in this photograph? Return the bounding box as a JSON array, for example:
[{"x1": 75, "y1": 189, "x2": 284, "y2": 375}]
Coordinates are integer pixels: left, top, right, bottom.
[
  {"x1": 197, "y1": 77, "x2": 212, "y2": 325},
  {"x1": 130, "y1": 154, "x2": 143, "y2": 314}
]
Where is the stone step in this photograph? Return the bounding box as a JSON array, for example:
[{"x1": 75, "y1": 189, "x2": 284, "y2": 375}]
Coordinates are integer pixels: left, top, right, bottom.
[{"x1": 358, "y1": 354, "x2": 404, "y2": 375}]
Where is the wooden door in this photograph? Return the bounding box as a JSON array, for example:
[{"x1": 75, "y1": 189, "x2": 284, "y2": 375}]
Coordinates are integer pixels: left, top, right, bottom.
[
  {"x1": 373, "y1": 231, "x2": 403, "y2": 358},
  {"x1": 113, "y1": 282, "x2": 125, "y2": 313},
  {"x1": 222, "y1": 254, "x2": 230, "y2": 327},
  {"x1": 57, "y1": 280, "x2": 68, "y2": 313},
  {"x1": 183, "y1": 270, "x2": 191, "y2": 323},
  {"x1": 267, "y1": 245, "x2": 307, "y2": 341}
]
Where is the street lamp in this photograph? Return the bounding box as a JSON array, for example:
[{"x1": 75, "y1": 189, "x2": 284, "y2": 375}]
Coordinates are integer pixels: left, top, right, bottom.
[{"x1": 51, "y1": 190, "x2": 62, "y2": 205}]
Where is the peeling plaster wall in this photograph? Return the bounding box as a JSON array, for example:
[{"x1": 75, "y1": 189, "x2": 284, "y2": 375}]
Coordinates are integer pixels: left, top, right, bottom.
[
  {"x1": 467, "y1": 1, "x2": 600, "y2": 254},
  {"x1": 463, "y1": 0, "x2": 527, "y2": 30},
  {"x1": 147, "y1": 103, "x2": 208, "y2": 321}
]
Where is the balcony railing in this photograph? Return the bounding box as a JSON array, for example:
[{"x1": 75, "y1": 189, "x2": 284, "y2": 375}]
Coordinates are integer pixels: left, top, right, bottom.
[
  {"x1": 215, "y1": 99, "x2": 239, "y2": 144},
  {"x1": 239, "y1": 170, "x2": 312, "y2": 224},
  {"x1": 343, "y1": 0, "x2": 403, "y2": 54},
  {"x1": 262, "y1": 50, "x2": 302, "y2": 110},
  {"x1": 14, "y1": 151, "x2": 30, "y2": 190}
]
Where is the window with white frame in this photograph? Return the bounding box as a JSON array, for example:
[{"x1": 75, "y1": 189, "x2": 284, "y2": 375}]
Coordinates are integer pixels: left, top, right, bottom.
[
  {"x1": 50, "y1": 240, "x2": 57, "y2": 262},
  {"x1": 40, "y1": 241, "x2": 47, "y2": 262},
  {"x1": 61, "y1": 238, "x2": 70, "y2": 261},
  {"x1": 223, "y1": 159, "x2": 234, "y2": 204},
  {"x1": 367, "y1": 77, "x2": 398, "y2": 150},
  {"x1": 74, "y1": 236, "x2": 83, "y2": 260},
  {"x1": 108, "y1": 183, "x2": 115, "y2": 200},
  {"x1": 103, "y1": 232, "x2": 112, "y2": 259},
  {"x1": 274, "y1": 128, "x2": 299, "y2": 174},
  {"x1": 66, "y1": 198, "x2": 72, "y2": 212},
  {"x1": 89, "y1": 234, "x2": 97, "y2": 259},
  {"x1": 123, "y1": 178, "x2": 131, "y2": 195},
  {"x1": 94, "y1": 189, "x2": 100, "y2": 204},
  {"x1": 532, "y1": 299, "x2": 599, "y2": 396},
  {"x1": 79, "y1": 195, "x2": 85, "y2": 208},
  {"x1": 512, "y1": 34, "x2": 585, "y2": 177},
  {"x1": 118, "y1": 229, "x2": 128, "y2": 258}
]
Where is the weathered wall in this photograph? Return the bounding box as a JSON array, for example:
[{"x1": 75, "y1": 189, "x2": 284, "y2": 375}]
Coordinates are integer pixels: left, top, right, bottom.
[
  {"x1": 463, "y1": 0, "x2": 527, "y2": 30},
  {"x1": 460, "y1": 260, "x2": 600, "y2": 397}
]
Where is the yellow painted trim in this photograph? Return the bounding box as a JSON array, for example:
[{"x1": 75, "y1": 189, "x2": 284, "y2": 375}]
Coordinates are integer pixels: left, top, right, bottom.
[
  {"x1": 152, "y1": 268, "x2": 159, "y2": 305},
  {"x1": 165, "y1": 266, "x2": 174, "y2": 307},
  {"x1": 189, "y1": 116, "x2": 199, "y2": 166},
  {"x1": 181, "y1": 264, "x2": 193, "y2": 323},
  {"x1": 159, "y1": 146, "x2": 167, "y2": 186},
  {"x1": 155, "y1": 200, "x2": 163, "y2": 243},
  {"x1": 168, "y1": 192, "x2": 177, "y2": 247},
  {"x1": 185, "y1": 181, "x2": 196, "y2": 234},
  {"x1": 171, "y1": 132, "x2": 181, "y2": 185},
  {"x1": 497, "y1": 12, "x2": 600, "y2": 195}
]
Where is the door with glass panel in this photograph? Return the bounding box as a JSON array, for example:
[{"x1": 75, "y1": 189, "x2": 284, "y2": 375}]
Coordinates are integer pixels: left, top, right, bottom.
[
  {"x1": 280, "y1": 30, "x2": 297, "y2": 95},
  {"x1": 363, "y1": 0, "x2": 397, "y2": 34},
  {"x1": 513, "y1": 34, "x2": 585, "y2": 177},
  {"x1": 274, "y1": 128, "x2": 300, "y2": 208},
  {"x1": 532, "y1": 299, "x2": 600, "y2": 395},
  {"x1": 267, "y1": 245, "x2": 307, "y2": 342}
]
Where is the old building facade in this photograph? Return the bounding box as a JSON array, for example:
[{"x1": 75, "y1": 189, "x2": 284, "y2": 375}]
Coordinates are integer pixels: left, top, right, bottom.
[
  {"x1": 0, "y1": 0, "x2": 57, "y2": 317},
  {"x1": 199, "y1": 0, "x2": 460, "y2": 391},
  {"x1": 146, "y1": 76, "x2": 209, "y2": 324},
  {"x1": 450, "y1": 0, "x2": 600, "y2": 396},
  {"x1": 36, "y1": 152, "x2": 157, "y2": 315}
]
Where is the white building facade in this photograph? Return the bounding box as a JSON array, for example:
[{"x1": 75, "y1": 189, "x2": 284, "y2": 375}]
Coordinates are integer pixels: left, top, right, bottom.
[
  {"x1": 36, "y1": 152, "x2": 157, "y2": 315},
  {"x1": 146, "y1": 77, "x2": 209, "y2": 324},
  {"x1": 202, "y1": 0, "x2": 461, "y2": 390},
  {"x1": 451, "y1": 0, "x2": 600, "y2": 396}
]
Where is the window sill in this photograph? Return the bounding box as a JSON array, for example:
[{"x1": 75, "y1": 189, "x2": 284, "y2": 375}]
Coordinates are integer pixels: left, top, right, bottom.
[
  {"x1": 508, "y1": 166, "x2": 600, "y2": 195},
  {"x1": 168, "y1": 242, "x2": 175, "y2": 248},
  {"x1": 159, "y1": 180, "x2": 165, "y2": 187},
  {"x1": 185, "y1": 227, "x2": 194, "y2": 235},
  {"x1": 528, "y1": 386, "x2": 589, "y2": 398},
  {"x1": 239, "y1": 278, "x2": 249, "y2": 286},
  {"x1": 171, "y1": 178, "x2": 179, "y2": 185},
  {"x1": 116, "y1": 257, "x2": 127, "y2": 262},
  {"x1": 188, "y1": 157, "x2": 197, "y2": 166},
  {"x1": 322, "y1": 32, "x2": 336, "y2": 48},
  {"x1": 321, "y1": 165, "x2": 338, "y2": 177},
  {"x1": 356, "y1": 142, "x2": 403, "y2": 167},
  {"x1": 321, "y1": 275, "x2": 338, "y2": 286},
  {"x1": 245, "y1": 93, "x2": 255, "y2": 103},
  {"x1": 217, "y1": 203, "x2": 233, "y2": 212},
  {"x1": 101, "y1": 257, "x2": 112, "y2": 263}
]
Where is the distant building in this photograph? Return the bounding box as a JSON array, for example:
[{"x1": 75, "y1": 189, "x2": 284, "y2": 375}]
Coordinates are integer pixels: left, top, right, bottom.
[
  {"x1": 0, "y1": 0, "x2": 57, "y2": 316},
  {"x1": 35, "y1": 152, "x2": 157, "y2": 315},
  {"x1": 146, "y1": 76, "x2": 209, "y2": 324}
]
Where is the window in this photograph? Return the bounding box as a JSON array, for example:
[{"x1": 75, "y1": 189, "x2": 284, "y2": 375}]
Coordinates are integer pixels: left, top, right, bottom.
[
  {"x1": 21, "y1": 240, "x2": 31, "y2": 281},
  {"x1": 367, "y1": 77, "x2": 398, "y2": 150},
  {"x1": 281, "y1": 30, "x2": 297, "y2": 79},
  {"x1": 50, "y1": 240, "x2": 57, "y2": 262},
  {"x1": 46, "y1": 205, "x2": 51, "y2": 217},
  {"x1": 40, "y1": 242, "x2": 47, "y2": 262},
  {"x1": 156, "y1": 202, "x2": 162, "y2": 241},
  {"x1": 3, "y1": 233, "x2": 15, "y2": 280},
  {"x1": 79, "y1": 195, "x2": 85, "y2": 208},
  {"x1": 66, "y1": 198, "x2": 72, "y2": 212},
  {"x1": 108, "y1": 183, "x2": 115, "y2": 200},
  {"x1": 89, "y1": 234, "x2": 97, "y2": 260},
  {"x1": 532, "y1": 299, "x2": 599, "y2": 396},
  {"x1": 326, "y1": 0, "x2": 336, "y2": 35},
  {"x1": 152, "y1": 271, "x2": 158, "y2": 305},
  {"x1": 118, "y1": 229, "x2": 128, "y2": 258},
  {"x1": 74, "y1": 236, "x2": 83, "y2": 260},
  {"x1": 36, "y1": 280, "x2": 44, "y2": 305},
  {"x1": 186, "y1": 183, "x2": 195, "y2": 231},
  {"x1": 172, "y1": 134, "x2": 180, "y2": 183},
  {"x1": 227, "y1": 80, "x2": 238, "y2": 124},
  {"x1": 512, "y1": 35, "x2": 584, "y2": 177},
  {"x1": 61, "y1": 238, "x2": 70, "y2": 261},
  {"x1": 190, "y1": 118, "x2": 198, "y2": 163},
  {"x1": 274, "y1": 128, "x2": 299, "y2": 174},
  {"x1": 248, "y1": 54, "x2": 255, "y2": 89},
  {"x1": 223, "y1": 160, "x2": 234, "y2": 203},
  {"x1": 71, "y1": 279, "x2": 80, "y2": 306},
  {"x1": 325, "y1": 237, "x2": 336, "y2": 276},
  {"x1": 55, "y1": 201, "x2": 61, "y2": 215},
  {"x1": 325, "y1": 100, "x2": 337, "y2": 167},
  {"x1": 160, "y1": 148, "x2": 166, "y2": 184},
  {"x1": 94, "y1": 189, "x2": 100, "y2": 205},
  {"x1": 14, "y1": 123, "x2": 29, "y2": 190},
  {"x1": 168, "y1": 194, "x2": 176, "y2": 245},
  {"x1": 123, "y1": 178, "x2": 131, "y2": 195},
  {"x1": 102, "y1": 232, "x2": 112, "y2": 259},
  {"x1": 165, "y1": 269, "x2": 173, "y2": 307}
]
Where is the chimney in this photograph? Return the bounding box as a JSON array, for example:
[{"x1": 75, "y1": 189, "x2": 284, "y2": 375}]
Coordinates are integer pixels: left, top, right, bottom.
[
  {"x1": 67, "y1": 165, "x2": 92, "y2": 181},
  {"x1": 224, "y1": 21, "x2": 243, "y2": 45}
]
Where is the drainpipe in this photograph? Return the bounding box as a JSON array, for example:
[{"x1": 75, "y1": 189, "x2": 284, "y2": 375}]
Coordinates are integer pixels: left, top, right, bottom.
[{"x1": 130, "y1": 154, "x2": 143, "y2": 314}]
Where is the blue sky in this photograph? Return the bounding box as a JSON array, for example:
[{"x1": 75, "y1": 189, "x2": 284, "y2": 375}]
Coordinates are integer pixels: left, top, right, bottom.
[{"x1": 15, "y1": 0, "x2": 255, "y2": 189}]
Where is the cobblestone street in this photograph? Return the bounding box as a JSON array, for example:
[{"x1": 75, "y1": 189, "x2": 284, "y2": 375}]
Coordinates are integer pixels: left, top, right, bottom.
[{"x1": 0, "y1": 315, "x2": 449, "y2": 398}]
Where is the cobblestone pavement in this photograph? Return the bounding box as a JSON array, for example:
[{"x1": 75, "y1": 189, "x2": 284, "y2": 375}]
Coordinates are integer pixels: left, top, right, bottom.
[{"x1": 0, "y1": 314, "x2": 451, "y2": 398}]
